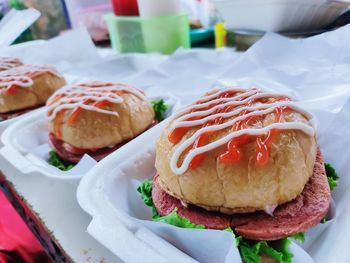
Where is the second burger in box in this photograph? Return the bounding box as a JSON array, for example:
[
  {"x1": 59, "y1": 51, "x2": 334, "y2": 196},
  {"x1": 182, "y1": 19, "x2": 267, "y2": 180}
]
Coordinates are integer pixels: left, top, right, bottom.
[{"x1": 46, "y1": 81, "x2": 168, "y2": 170}]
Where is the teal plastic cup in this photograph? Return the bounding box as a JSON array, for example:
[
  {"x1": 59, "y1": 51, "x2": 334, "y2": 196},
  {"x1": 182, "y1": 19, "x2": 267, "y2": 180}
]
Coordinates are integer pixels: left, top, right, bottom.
[{"x1": 104, "y1": 13, "x2": 190, "y2": 54}]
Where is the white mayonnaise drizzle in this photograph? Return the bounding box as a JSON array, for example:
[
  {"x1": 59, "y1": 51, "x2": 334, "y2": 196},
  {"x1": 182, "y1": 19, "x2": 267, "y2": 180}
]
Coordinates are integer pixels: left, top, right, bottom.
[
  {"x1": 180, "y1": 200, "x2": 189, "y2": 208},
  {"x1": 264, "y1": 204, "x2": 278, "y2": 216},
  {"x1": 0, "y1": 64, "x2": 60, "y2": 92},
  {"x1": 169, "y1": 88, "x2": 315, "y2": 175},
  {"x1": 0, "y1": 57, "x2": 21, "y2": 70},
  {"x1": 0, "y1": 76, "x2": 33, "y2": 89},
  {"x1": 46, "y1": 81, "x2": 146, "y2": 121}
]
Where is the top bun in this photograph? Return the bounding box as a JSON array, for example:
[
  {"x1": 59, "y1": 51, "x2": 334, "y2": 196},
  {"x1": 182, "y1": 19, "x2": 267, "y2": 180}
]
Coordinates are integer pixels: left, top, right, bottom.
[
  {"x1": 0, "y1": 64, "x2": 66, "y2": 113},
  {"x1": 155, "y1": 88, "x2": 317, "y2": 214},
  {"x1": 47, "y1": 82, "x2": 155, "y2": 149}
]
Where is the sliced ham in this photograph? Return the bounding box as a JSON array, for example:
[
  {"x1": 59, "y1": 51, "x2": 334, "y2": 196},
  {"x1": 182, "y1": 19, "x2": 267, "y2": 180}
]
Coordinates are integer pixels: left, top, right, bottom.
[
  {"x1": 49, "y1": 120, "x2": 157, "y2": 163},
  {"x1": 152, "y1": 174, "x2": 232, "y2": 229},
  {"x1": 49, "y1": 132, "x2": 126, "y2": 163},
  {"x1": 152, "y1": 148, "x2": 331, "y2": 240}
]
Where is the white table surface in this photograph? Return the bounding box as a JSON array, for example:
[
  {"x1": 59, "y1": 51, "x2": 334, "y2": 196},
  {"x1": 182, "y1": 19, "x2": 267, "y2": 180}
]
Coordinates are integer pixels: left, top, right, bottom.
[{"x1": 0, "y1": 155, "x2": 123, "y2": 263}]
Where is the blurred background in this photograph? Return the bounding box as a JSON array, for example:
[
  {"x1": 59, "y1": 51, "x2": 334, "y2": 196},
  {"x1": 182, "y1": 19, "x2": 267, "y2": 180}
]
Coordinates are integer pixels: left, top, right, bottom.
[{"x1": 1, "y1": 0, "x2": 350, "y2": 52}]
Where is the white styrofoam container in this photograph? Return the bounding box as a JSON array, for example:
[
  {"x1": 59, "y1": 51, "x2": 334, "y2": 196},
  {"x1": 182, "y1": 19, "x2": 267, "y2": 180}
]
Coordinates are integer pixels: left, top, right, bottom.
[
  {"x1": 0, "y1": 108, "x2": 44, "y2": 146},
  {"x1": 76, "y1": 118, "x2": 330, "y2": 263},
  {"x1": 0, "y1": 95, "x2": 180, "y2": 181},
  {"x1": 211, "y1": 0, "x2": 350, "y2": 32}
]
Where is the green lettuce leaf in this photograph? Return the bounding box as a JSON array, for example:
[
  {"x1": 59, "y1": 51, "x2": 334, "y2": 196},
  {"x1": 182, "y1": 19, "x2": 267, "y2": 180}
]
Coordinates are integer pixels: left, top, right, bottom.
[
  {"x1": 225, "y1": 227, "x2": 234, "y2": 233},
  {"x1": 237, "y1": 240, "x2": 260, "y2": 263},
  {"x1": 320, "y1": 163, "x2": 338, "y2": 223},
  {"x1": 137, "y1": 179, "x2": 154, "y2": 207},
  {"x1": 138, "y1": 180, "x2": 204, "y2": 226},
  {"x1": 152, "y1": 99, "x2": 168, "y2": 122},
  {"x1": 291, "y1": 232, "x2": 305, "y2": 244},
  {"x1": 325, "y1": 163, "x2": 339, "y2": 191},
  {"x1": 154, "y1": 209, "x2": 205, "y2": 229},
  {"x1": 236, "y1": 237, "x2": 293, "y2": 263},
  {"x1": 48, "y1": 150, "x2": 75, "y2": 171},
  {"x1": 138, "y1": 180, "x2": 293, "y2": 263},
  {"x1": 137, "y1": 179, "x2": 160, "y2": 219}
]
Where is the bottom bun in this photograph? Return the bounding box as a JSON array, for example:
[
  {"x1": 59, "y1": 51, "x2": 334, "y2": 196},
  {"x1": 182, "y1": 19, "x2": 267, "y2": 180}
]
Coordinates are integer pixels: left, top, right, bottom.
[{"x1": 152, "y1": 148, "x2": 331, "y2": 240}]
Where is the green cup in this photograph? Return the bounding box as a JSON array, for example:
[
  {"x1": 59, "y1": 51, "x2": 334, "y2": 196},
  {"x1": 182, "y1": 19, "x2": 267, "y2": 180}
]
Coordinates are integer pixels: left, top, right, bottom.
[{"x1": 104, "y1": 13, "x2": 190, "y2": 54}]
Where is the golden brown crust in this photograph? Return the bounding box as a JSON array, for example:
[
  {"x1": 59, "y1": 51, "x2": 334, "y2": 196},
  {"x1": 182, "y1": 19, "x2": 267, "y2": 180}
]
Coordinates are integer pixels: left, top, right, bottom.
[
  {"x1": 155, "y1": 109, "x2": 317, "y2": 214},
  {"x1": 0, "y1": 72, "x2": 66, "y2": 113},
  {"x1": 48, "y1": 93, "x2": 155, "y2": 149}
]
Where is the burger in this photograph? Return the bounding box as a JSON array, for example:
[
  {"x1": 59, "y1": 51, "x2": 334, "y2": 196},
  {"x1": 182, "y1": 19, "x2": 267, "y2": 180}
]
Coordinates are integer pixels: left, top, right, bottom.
[
  {"x1": 0, "y1": 64, "x2": 66, "y2": 120},
  {"x1": 0, "y1": 57, "x2": 23, "y2": 71},
  {"x1": 138, "y1": 87, "x2": 335, "y2": 263},
  {"x1": 46, "y1": 81, "x2": 168, "y2": 170}
]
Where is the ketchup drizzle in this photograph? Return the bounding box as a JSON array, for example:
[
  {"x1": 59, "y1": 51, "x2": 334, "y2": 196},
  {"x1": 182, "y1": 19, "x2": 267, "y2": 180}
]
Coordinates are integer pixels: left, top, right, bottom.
[{"x1": 170, "y1": 89, "x2": 292, "y2": 170}]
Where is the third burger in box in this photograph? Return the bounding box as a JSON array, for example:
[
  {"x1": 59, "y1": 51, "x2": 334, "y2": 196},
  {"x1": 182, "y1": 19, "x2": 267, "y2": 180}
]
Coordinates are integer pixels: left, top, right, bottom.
[
  {"x1": 138, "y1": 87, "x2": 335, "y2": 263},
  {"x1": 0, "y1": 64, "x2": 66, "y2": 120}
]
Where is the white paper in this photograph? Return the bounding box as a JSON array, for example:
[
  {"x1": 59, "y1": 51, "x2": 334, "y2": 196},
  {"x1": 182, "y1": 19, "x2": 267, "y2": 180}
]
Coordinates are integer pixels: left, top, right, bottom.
[
  {"x1": 130, "y1": 48, "x2": 240, "y2": 104},
  {"x1": 0, "y1": 8, "x2": 40, "y2": 47},
  {"x1": 27, "y1": 143, "x2": 97, "y2": 177},
  {"x1": 301, "y1": 200, "x2": 336, "y2": 251},
  {"x1": 66, "y1": 53, "x2": 166, "y2": 83},
  {"x1": 290, "y1": 242, "x2": 314, "y2": 263},
  {"x1": 77, "y1": 24, "x2": 350, "y2": 263},
  {"x1": 140, "y1": 220, "x2": 241, "y2": 263},
  {"x1": 0, "y1": 28, "x2": 101, "y2": 73},
  {"x1": 306, "y1": 97, "x2": 350, "y2": 262}
]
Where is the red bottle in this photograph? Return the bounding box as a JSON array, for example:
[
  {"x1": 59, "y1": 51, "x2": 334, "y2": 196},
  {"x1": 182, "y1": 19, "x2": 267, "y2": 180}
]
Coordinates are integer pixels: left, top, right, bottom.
[{"x1": 111, "y1": 0, "x2": 140, "y2": 16}]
